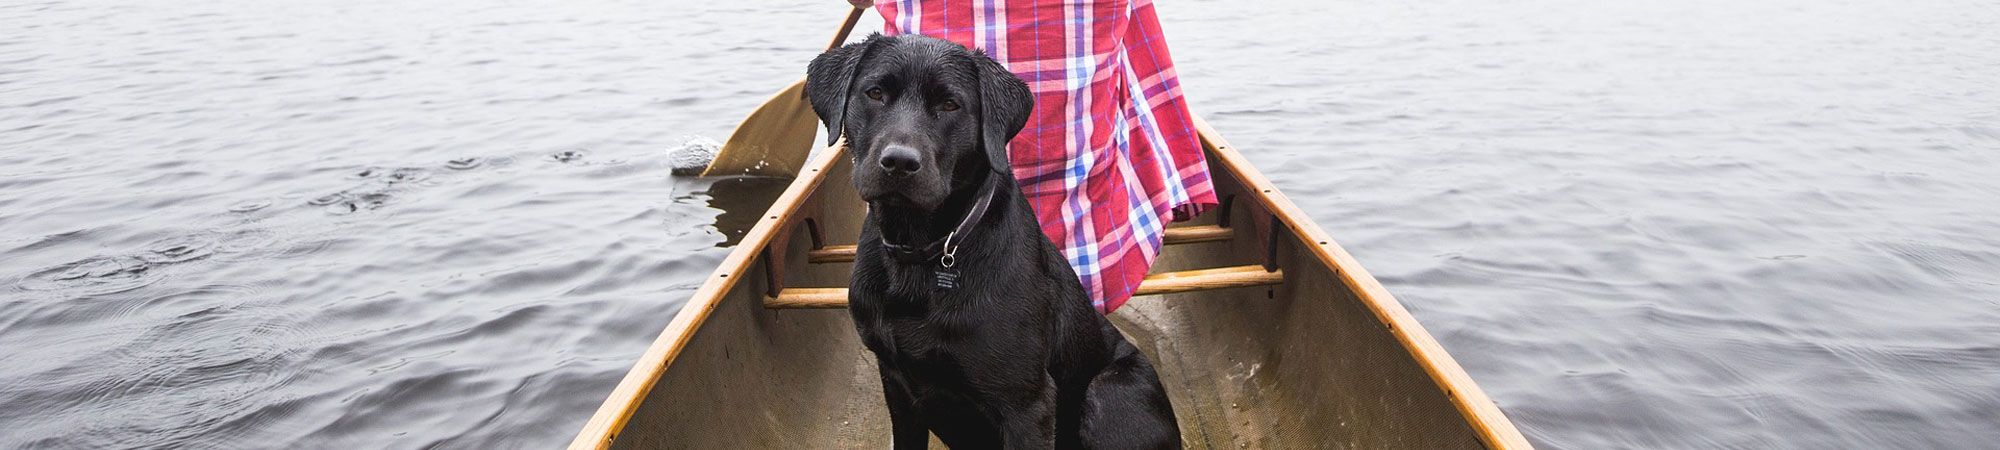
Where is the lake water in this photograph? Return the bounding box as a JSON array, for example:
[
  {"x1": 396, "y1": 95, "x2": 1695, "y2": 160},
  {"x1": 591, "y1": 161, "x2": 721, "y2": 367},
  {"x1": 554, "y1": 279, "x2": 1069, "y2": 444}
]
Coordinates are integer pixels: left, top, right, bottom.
[{"x1": 3, "y1": 0, "x2": 1997, "y2": 448}]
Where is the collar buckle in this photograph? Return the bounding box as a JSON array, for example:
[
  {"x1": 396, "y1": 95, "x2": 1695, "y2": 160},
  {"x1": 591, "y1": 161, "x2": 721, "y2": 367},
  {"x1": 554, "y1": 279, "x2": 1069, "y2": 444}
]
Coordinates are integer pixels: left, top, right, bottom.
[{"x1": 939, "y1": 231, "x2": 960, "y2": 268}]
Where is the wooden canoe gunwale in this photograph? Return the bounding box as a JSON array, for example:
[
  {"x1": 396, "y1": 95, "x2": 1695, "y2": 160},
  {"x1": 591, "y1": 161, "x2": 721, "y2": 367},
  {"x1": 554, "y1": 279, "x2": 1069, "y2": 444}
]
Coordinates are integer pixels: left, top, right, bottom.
[{"x1": 570, "y1": 117, "x2": 1532, "y2": 449}]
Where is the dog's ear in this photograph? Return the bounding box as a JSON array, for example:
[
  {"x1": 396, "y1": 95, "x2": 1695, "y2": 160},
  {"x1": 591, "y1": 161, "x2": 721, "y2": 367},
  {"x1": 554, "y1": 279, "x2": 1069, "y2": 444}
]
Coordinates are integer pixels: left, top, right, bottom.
[
  {"x1": 973, "y1": 51, "x2": 1032, "y2": 174},
  {"x1": 806, "y1": 34, "x2": 884, "y2": 146}
]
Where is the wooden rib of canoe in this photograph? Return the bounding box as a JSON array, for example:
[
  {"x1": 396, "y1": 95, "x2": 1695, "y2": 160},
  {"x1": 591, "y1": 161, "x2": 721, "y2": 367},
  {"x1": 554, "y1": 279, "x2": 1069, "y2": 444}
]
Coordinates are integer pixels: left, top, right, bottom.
[{"x1": 570, "y1": 116, "x2": 1533, "y2": 449}]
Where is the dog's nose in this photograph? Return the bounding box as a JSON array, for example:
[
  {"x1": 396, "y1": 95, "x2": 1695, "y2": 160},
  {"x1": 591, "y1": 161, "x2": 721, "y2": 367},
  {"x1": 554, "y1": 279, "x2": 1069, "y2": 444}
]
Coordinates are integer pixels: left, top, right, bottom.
[{"x1": 878, "y1": 145, "x2": 921, "y2": 178}]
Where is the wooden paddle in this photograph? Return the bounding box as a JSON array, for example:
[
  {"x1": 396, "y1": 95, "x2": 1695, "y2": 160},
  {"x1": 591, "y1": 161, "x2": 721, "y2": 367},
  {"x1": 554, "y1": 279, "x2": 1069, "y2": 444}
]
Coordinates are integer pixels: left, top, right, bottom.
[{"x1": 699, "y1": 7, "x2": 868, "y2": 178}]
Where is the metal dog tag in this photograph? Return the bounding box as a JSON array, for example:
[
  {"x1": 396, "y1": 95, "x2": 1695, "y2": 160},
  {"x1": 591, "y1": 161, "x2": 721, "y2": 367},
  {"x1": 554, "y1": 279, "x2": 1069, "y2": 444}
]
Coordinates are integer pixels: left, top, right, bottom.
[
  {"x1": 935, "y1": 231, "x2": 962, "y2": 291},
  {"x1": 933, "y1": 268, "x2": 960, "y2": 291}
]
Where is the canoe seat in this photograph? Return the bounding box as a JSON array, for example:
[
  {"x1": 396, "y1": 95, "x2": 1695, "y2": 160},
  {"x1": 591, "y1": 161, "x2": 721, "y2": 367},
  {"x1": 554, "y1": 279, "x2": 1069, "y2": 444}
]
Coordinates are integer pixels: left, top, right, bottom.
[
  {"x1": 765, "y1": 265, "x2": 1281, "y2": 309},
  {"x1": 806, "y1": 224, "x2": 1234, "y2": 264}
]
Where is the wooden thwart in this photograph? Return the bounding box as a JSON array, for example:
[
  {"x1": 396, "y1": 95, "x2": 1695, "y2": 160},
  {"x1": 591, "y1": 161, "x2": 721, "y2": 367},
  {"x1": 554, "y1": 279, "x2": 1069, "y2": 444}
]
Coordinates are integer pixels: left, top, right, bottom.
[
  {"x1": 765, "y1": 265, "x2": 1282, "y2": 309},
  {"x1": 1131, "y1": 265, "x2": 1281, "y2": 296},
  {"x1": 806, "y1": 225, "x2": 1235, "y2": 264},
  {"x1": 804, "y1": 247, "x2": 855, "y2": 264},
  {"x1": 1162, "y1": 224, "x2": 1236, "y2": 244},
  {"x1": 752, "y1": 288, "x2": 840, "y2": 310}
]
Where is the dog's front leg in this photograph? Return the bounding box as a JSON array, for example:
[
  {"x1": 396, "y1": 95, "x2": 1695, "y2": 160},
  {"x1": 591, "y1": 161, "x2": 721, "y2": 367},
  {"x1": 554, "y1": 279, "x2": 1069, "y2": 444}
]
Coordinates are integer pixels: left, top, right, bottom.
[
  {"x1": 993, "y1": 375, "x2": 1057, "y2": 449},
  {"x1": 877, "y1": 368, "x2": 930, "y2": 449}
]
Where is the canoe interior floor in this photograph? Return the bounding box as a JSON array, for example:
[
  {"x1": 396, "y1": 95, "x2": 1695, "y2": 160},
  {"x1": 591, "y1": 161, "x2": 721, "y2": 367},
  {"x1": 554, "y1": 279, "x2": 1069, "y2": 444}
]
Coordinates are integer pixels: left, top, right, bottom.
[{"x1": 811, "y1": 294, "x2": 1276, "y2": 450}]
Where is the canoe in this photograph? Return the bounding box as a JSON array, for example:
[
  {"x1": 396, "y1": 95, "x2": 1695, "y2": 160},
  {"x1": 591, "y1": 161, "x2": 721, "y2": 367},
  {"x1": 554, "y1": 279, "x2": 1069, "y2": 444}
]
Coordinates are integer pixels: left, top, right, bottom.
[{"x1": 570, "y1": 116, "x2": 1533, "y2": 449}]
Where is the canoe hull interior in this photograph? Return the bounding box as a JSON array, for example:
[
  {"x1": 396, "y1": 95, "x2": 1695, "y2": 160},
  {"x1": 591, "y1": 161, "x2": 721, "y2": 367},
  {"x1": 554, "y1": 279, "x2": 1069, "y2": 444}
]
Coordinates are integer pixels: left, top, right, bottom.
[{"x1": 584, "y1": 131, "x2": 1526, "y2": 449}]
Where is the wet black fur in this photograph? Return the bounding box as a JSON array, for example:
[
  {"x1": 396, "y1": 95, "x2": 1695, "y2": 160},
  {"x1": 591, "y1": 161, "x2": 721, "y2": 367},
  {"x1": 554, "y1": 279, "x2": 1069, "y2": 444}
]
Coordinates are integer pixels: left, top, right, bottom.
[{"x1": 807, "y1": 34, "x2": 1182, "y2": 449}]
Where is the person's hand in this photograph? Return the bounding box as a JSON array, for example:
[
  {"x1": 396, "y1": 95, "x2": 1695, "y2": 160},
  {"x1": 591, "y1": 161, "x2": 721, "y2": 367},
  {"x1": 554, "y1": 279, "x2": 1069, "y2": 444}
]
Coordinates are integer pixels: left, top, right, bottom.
[{"x1": 848, "y1": 0, "x2": 871, "y2": 8}]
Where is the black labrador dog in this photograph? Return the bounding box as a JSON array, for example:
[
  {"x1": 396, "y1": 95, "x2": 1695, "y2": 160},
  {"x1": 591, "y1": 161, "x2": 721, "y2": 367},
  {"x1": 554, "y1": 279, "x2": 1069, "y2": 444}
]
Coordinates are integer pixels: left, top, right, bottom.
[{"x1": 806, "y1": 34, "x2": 1181, "y2": 449}]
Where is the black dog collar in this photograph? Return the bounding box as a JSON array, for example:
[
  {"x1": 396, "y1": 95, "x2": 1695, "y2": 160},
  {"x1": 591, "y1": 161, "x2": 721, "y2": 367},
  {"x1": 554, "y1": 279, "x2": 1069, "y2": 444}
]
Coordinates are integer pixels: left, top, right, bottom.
[{"x1": 880, "y1": 175, "x2": 998, "y2": 268}]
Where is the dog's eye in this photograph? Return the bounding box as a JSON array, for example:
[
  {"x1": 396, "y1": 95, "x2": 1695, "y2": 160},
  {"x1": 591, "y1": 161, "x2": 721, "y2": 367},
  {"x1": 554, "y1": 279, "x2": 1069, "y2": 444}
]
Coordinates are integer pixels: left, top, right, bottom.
[
  {"x1": 937, "y1": 99, "x2": 960, "y2": 112},
  {"x1": 864, "y1": 87, "x2": 884, "y2": 100}
]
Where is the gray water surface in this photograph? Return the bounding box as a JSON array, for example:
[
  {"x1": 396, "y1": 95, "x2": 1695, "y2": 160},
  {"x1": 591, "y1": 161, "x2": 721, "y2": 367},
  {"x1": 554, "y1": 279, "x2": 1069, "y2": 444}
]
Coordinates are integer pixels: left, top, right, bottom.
[{"x1": 4, "y1": 0, "x2": 1998, "y2": 448}]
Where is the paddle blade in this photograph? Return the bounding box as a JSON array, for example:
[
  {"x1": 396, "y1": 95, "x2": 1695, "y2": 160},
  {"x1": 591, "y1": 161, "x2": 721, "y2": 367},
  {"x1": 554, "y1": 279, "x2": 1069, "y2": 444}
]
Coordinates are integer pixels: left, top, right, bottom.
[{"x1": 700, "y1": 79, "x2": 821, "y2": 178}]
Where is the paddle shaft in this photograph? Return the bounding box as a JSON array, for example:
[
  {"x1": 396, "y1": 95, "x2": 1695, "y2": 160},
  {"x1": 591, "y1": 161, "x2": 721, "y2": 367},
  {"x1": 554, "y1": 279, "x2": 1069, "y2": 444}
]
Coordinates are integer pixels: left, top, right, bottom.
[{"x1": 830, "y1": 7, "x2": 866, "y2": 51}]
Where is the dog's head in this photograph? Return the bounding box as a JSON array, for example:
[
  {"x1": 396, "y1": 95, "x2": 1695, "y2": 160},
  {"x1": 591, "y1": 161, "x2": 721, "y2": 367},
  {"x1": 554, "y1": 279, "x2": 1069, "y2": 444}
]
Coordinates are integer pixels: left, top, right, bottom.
[{"x1": 806, "y1": 34, "x2": 1032, "y2": 212}]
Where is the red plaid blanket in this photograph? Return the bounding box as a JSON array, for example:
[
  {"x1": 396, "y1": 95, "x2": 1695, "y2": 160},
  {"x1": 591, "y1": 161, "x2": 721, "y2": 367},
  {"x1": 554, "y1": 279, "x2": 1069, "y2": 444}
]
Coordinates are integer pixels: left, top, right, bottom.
[{"x1": 874, "y1": 0, "x2": 1217, "y2": 313}]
